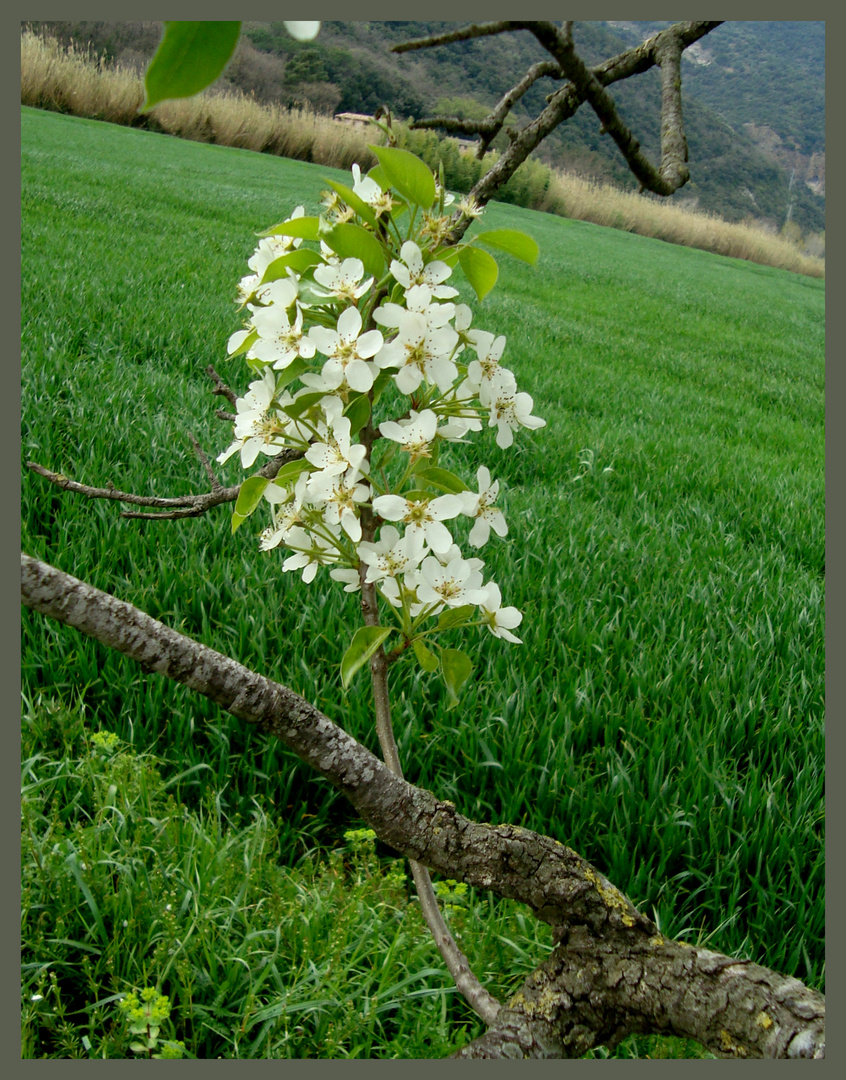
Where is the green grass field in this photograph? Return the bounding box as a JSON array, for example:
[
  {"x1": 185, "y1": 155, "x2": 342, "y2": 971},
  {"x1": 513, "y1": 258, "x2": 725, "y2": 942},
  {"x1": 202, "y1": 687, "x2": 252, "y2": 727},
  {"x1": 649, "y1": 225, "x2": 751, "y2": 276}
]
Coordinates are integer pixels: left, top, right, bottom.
[{"x1": 21, "y1": 106, "x2": 824, "y2": 1058}]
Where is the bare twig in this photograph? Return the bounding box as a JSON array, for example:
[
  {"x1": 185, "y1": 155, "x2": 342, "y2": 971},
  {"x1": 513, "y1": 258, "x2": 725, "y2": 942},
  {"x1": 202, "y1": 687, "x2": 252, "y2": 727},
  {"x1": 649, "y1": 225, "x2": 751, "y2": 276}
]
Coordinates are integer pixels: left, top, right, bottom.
[
  {"x1": 391, "y1": 21, "x2": 520, "y2": 53},
  {"x1": 26, "y1": 448, "x2": 302, "y2": 521},
  {"x1": 206, "y1": 363, "x2": 238, "y2": 407}
]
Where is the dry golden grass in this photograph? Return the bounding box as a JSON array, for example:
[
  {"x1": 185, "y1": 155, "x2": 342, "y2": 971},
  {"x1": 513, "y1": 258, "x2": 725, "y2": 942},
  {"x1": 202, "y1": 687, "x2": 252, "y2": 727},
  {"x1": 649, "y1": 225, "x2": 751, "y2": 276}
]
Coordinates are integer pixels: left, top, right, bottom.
[
  {"x1": 541, "y1": 172, "x2": 824, "y2": 277},
  {"x1": 20, "y1": 31, "x2": 823, "y2": 278}
]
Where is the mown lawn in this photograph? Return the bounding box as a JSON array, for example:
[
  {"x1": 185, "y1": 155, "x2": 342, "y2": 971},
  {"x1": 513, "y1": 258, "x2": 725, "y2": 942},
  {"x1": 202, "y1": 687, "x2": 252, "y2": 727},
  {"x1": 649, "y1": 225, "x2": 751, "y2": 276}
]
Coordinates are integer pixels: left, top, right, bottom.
[{"x1": 21, "y1": 105, "x2": 824, "y2": 1058}]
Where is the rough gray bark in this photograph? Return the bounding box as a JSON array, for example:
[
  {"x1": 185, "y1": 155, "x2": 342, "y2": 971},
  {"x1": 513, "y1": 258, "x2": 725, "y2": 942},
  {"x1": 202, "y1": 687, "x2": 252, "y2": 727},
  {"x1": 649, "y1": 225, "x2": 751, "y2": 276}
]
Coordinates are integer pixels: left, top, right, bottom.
[{"x1": 20, "y1": 553, "x2": 825, "y2": 1059}]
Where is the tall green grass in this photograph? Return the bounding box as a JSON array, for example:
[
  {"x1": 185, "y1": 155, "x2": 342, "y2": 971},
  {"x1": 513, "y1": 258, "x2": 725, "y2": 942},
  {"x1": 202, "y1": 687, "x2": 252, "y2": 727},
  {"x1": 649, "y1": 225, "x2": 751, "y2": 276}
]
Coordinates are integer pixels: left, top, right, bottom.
[{"x1": 21, "y1": 106, "x2": 824, "y2": 1053}]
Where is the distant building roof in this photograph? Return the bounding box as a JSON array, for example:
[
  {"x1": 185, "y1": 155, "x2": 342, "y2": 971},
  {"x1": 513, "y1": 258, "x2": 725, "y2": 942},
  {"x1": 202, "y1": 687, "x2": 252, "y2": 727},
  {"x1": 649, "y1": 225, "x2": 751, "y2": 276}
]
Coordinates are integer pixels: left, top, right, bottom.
[{"x1": 335, "y1": 112, "x2": 374, "y2": 125}]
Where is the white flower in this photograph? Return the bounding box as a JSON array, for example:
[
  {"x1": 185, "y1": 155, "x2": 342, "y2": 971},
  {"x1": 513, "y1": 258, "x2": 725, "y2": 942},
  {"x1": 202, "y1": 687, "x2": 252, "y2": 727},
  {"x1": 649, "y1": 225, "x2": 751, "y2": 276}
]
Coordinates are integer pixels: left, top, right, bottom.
[
  {"x1": 416, "y1": 554, "x2": 489, "y2": 609},
  {"x1": 313, "y1": 258, "x2": 373, "y2": 303},
  {"x1": 351, "y1": 164, "x2": 393, "y2": 215},
  {"x1": 479, "y1": 582, "x2": 523, "y2": 643},
  {"x1": 329, "y1": 567, "x2": 361, "y2": 591},
  {"x1": 374, "y1": 310, "x2": 459, "y2": 395},
  {"x1": 304, "y1": 414, "x2": 367, "y2": 477},
  {"x1": 281, "y1": 526, "x2": 339, "y2": 583},
  {"x1": 357, "y1": 525, "x2": 425, "y2": 584},
  {"x1": 466, "y1": 332, "x2": 507, "y2": 393},
  {"x1": 457, "y1": 193, "x2": 484, "y2": 219},
  {"x1": 390, "y1": 241, "x2": 458, "y2": 299},
  {"x1": 217, "y1": 371, "x2": 288, "y2": 467},
  {"x1": 309, "y1": 306, "x2": 383, "y2": 393},
  {"x1": 250, "y1": 279, "x2": 316, "y2": 369},
  {"x1": 307, "y1": 469, "x2": 370, "y2": 541},
  {"x1": 372, "y1": 493, "x2": 463, "y2": 554},
  {"x1": 378, "y1": 409, "x2": 438, "y2": 462},
  {"x1": 485, "y1": 371, "x2": 546, "y2": 449},
  {"x1": 373, "y1": 283, "x2": 455, "y2": 331},
  {"x1": 462, "y1": 465, "x2": 508, "y2": 548}
]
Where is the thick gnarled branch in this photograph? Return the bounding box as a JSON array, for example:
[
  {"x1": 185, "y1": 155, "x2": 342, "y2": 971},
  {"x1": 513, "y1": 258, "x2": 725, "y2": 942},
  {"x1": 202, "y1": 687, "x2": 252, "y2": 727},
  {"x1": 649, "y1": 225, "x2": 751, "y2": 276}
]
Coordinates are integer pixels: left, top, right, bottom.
[
  {"x1": 20, "y1": 553, "x2": 825, "y2": 1059},
  {"x1": 395, "y1": 20, "x2": 723, "y2": 242}
]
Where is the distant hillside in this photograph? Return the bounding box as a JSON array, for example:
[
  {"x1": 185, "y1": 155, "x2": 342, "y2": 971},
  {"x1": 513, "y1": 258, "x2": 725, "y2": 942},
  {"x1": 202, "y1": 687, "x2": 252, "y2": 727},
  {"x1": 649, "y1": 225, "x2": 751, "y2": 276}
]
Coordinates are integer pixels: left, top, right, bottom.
[{"x1": 25, "y1": 19, "x2": 825, "y2": 236}]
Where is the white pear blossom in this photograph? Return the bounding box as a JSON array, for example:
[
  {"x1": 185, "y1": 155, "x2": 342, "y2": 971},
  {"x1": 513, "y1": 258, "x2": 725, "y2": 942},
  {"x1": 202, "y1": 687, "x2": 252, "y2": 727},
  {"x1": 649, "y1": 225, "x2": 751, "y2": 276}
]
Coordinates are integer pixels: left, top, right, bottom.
[
  {"x1": 374, "y1": 310, "x2": 459, "y2": 395},
  {"x1": 372, "y1": 493, "x2": 463, "y2": 555},
  {"x1": 373, "y1": 283, "x2": 455, "y2": 331},
  {"x1": 466, "y1": 332, "x2": 508, "y2": 394},
  {"x1": 478, "y1": 582, "x2": 523, "y2": 643},
  {"x1": 390, "y1": 241, "x2": 458, "y2": 299},
  {"x1": 378, "y1": 409, "x2": 438, "y2": 463},
  {"x1": 416, "y1": 554, "x2": 489, "y2": 609},
  {"x1": 313, "y1": 258, "x2": 374, "y2": 303},
  {"x1": 308, "y1": 307, "x2": 383, "y2": 393},
  {"x1": 351, "y1": 164, "x2": 393, "y2": 215},
  {"x1": 307, "y1": 470, "x2": 370, "y2": 542},
  {"x1": 217, "y1": 371, "x2": 287, "y2": 467},
  {"x1": 485, "y1": 370, "x2": 547, "y2": 449},
  {"x1": 249, "y1": 279, "x2": 316, "y2": 369},
  {"x1": 304, "y1": 414, "x2": 367, "y2": 477},
  {"x1": 357, "y1": 525, "x2": 425, "y2": 584},
  {"x1": 281, "y1": 526, "x2": 339, "y2": 583},
  {"x1": 462, "y1": 465, "x2": 508, "y2": 548}
]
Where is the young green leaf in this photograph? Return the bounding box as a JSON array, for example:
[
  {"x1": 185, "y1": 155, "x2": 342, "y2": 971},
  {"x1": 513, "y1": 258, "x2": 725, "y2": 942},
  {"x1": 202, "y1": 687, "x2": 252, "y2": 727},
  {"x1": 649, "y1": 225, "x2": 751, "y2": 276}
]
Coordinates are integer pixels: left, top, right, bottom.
[
  {"x1": 227, "y1": 328, "x2": 258, "y2": 358},
  {"x1": 231, "y1": 475, "x2": 269, "y2": 533},
  {"x1": 473, "y1": 228, "x2": 539, "y2": 265},
  {"x1": 437, "y1": 605, "x2": 476, "y2": 631},
  {"x1": 259, "y1": 249, "x2": 322, "y2": 285},
  {"x1": 441, "y1": 649, "x2": 473, "y2": 710},
  {"x1": 370, "y1": 145, "x2": 436, "y2": 210},
  {"x1": 323, "y1": 179, "x2": 379, "y2": 229},
  {"x1": 414, "y1": 466, "x2": 469, "y2": 494},
  {"x1": 413, "y1": 638, "x2": 440, "y2": 673},
  {"x1": 341, "y1": 626, "x2": 394, "y2": 689},
  {"x1": 260, "y1": 216, "x2": 320, "y2": 241},
  {"x1": 142, "y1": 22, "x2": 241, "y2": 112},
  {"x1": 343, "y1": 393, "x2": 372, "y2": 435},
  {"x1": 270, "y1": 457, "x2": 312, "y2": 485},
  {"x1": 322, "y1": 223, "x2": 385, "y2": 280},
  {"x1": 458, "y1": 245, "x2": 499, "y2": 301}
]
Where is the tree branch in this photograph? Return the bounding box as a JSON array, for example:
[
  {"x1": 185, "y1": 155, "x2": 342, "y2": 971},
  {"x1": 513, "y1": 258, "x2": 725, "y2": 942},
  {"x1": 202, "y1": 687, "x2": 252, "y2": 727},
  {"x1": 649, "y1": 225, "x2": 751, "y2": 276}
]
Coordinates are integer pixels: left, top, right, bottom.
[
  {"x1": 399, "y1": 20, "x2": 723, "y2": 244},
  {"x1": 25, "y1": 448, "x2": 302, "y2": 521},
  {"x1": 20, "y1": 553, "x2": 825, "y2": 1059}
]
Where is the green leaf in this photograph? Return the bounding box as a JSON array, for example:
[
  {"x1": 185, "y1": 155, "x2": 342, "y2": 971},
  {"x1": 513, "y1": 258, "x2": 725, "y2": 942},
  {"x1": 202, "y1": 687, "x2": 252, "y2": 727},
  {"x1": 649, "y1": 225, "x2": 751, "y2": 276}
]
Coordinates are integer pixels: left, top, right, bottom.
[
  {"x1": 441, "y1": 649, "x2": 473, "y2": 710},
  {"x1": 341, "y1": 626, "x2": 394, "y2": 689},
  {"x1": 473, "y1": 228, "x2": 539, "y2": 265},
  {"x1": 437, "y1": 605, "x2": 476, "y2": 631},
  {"x1": 322, "y1": 223, "x2": 385, "y2": 279},
  {"x1": 323, "y1": 179, "x2": 378, "y2": 229},
  {"x1": 260, "y1": 216, "x2": 320, "y2": 241},
  {"x1": 458, "y1": 245, "x2": 499, "y2": 301},
  {"x1": 228, "y1": 327, "x2": 257, "y2": 358},
  {"x1": 270, "y1": 457, "x2": 312, "y2": 485},
  {"x1": 273, "y1": 357, "x2": 310, "y2": 391},
  {"x1": 231, "y1": 475, "x2": 269, "y2": 534},
  {"x1": 141, "y1": 22, "x2": 241, "y2": 111},
  {"x1": 343, "y1": 394, "x2": 371, "y2": 435},
  {"x1": 414, "y1": 466, "x2": 469, "y2": 494},
  {"x1": 370, "y1": 145, "x2": 436, "y2": 210},
  {"x1": 413, "y1": 638, "x2": 440, "y2": 673},
  {"x1": 259, "y1": 249, "x2": 322, "y2": 285},
  {"x1": 281, "y1": 390, "x2": 326, "y2": 419}
]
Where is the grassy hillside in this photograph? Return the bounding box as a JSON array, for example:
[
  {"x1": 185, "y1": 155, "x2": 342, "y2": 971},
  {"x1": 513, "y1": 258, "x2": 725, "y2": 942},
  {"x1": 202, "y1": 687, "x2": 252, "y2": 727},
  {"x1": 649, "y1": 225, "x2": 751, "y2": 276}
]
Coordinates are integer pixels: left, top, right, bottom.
[{"x1": 21, "y1": 107, "x2": 824, "y2": 1058}]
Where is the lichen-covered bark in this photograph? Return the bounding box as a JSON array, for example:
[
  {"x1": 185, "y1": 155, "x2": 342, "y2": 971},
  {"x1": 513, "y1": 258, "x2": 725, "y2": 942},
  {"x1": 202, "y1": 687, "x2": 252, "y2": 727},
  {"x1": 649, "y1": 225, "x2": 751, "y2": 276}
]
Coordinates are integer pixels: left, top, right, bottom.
[{"x1": 20, "y1": 553, "x2": 825, "y2": 1058}]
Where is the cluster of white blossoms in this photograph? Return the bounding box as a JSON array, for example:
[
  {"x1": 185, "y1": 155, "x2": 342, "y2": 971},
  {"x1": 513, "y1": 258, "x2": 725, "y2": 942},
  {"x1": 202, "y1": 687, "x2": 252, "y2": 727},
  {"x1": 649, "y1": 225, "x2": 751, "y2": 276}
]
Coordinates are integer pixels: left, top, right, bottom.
[{"x1": 219, "y1": 154, "x2": 545, "y2": 662}]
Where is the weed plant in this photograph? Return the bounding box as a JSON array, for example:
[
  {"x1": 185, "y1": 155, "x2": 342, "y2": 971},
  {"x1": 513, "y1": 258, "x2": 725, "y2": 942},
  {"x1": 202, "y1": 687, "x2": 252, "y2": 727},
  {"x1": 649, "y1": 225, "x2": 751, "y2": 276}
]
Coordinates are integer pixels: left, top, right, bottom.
[{"x1": 21, "y1": 107, "x2": 824, "y2": 1056}]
